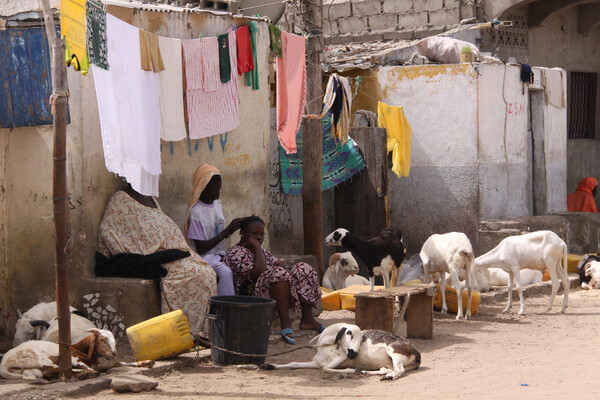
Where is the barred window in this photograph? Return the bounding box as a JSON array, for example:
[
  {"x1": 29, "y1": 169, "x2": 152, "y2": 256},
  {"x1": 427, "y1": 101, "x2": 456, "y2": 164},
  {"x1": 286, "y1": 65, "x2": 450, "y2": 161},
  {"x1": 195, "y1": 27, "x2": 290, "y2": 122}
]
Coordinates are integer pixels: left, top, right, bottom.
[{"x1": 567, "y1": 72, "x2": 597, "y2": 139}]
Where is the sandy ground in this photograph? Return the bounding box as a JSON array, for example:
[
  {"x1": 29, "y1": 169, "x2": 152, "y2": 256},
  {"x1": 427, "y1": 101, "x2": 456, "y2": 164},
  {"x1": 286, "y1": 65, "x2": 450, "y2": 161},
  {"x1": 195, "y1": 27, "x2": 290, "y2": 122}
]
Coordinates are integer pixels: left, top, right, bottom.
[{"x1": 2, "y1": 285, "x2": 600, "y2": 399}]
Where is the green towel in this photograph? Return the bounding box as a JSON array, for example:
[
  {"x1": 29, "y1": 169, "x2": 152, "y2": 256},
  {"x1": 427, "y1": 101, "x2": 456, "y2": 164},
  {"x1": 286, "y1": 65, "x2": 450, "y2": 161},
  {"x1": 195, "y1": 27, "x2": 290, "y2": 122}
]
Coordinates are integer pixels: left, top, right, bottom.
[
  {"x1": 246, "y1": 21, "x2": 259, "y2": 90},
  {"x1": 269, "y1": 24, "x2": 282, "y2": 58},
  {"x1": 218, "y1": 33, "x2": 231, "y2": 83}
]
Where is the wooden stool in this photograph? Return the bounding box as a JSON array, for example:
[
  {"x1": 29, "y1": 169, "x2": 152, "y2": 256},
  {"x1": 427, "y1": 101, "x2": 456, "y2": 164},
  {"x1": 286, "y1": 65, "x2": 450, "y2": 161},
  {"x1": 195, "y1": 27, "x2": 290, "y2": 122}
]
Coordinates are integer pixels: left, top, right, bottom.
[{"x1": 354, "y1": 283, "x2": 435, "y2": 339}]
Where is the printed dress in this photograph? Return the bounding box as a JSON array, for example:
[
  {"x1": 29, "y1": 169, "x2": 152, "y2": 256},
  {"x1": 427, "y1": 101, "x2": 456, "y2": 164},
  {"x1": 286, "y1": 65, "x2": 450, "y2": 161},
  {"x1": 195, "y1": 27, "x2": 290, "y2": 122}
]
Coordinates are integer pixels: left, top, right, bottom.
[
  {"x1": 224, "y1": 245, "x2": 321, "y2": 313},
  {"x1": 97, "y1": 191, "x2": 217, "y2": 336}
]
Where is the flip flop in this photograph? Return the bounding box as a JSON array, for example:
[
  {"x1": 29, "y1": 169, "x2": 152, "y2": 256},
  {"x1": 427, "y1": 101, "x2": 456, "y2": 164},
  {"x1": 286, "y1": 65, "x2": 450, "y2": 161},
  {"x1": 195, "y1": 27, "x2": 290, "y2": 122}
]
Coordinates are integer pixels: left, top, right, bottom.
[
  {"x1": 279, "y1": 328, "x2": 296, "y2": 345},
  {"x1": 317, "y1": 324, "x2": 326, "y2": 334}
]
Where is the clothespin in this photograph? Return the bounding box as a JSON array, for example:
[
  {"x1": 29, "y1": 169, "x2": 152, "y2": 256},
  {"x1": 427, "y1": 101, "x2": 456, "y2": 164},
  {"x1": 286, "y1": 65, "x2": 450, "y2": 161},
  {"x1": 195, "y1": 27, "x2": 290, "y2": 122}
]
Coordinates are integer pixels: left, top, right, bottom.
[
  {"x1": 199, "y1": 33, "x2": 203, "y2": 39},
  {"x1": 233, "y1": 23, "x2": 237, "y2": 30}
]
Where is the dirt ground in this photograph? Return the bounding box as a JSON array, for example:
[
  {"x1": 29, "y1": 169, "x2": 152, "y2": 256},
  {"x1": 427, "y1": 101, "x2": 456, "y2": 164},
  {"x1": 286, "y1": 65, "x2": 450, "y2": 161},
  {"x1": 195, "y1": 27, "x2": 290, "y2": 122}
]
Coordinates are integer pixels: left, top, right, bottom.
[{"x1": 2, "y1": 286, "x2": 599, "y2": 399}]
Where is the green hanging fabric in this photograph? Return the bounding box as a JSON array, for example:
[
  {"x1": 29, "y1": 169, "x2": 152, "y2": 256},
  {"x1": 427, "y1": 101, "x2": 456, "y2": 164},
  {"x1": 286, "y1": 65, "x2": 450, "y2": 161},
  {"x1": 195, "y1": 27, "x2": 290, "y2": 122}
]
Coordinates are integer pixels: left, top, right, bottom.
[
  {"x1": 247, "y1": 21, "x2": 259, "y2": 90},
  {"x1": 269, "y1": 24, "x2": 282, "y2": 57},
  {"x1": 218, "y1": 33, "x2": 231, "y2": 83}
]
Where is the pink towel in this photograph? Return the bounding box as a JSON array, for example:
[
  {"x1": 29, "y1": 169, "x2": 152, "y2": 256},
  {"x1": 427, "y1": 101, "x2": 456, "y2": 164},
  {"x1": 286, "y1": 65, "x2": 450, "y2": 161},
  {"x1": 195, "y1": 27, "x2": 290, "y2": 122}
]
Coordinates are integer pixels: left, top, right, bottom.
[
  {"x1": 183, "y1": 31, "x2": 239, "y2": 139},
  {"x1": 182, "y1": 37, "x2": 220, "y2": 92},
  {"x1": 276, "y1": 31, "x2": 306, "y2": 154}
]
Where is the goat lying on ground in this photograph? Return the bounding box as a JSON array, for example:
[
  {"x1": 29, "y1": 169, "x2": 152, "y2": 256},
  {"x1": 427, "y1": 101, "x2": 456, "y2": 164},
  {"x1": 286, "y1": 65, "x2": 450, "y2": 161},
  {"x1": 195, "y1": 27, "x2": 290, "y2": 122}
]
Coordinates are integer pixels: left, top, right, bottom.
[
  {"x1": 41, "y1": 314, "x2": 97, "y2": 344},
  {"x1": 474, "y1": 230, "x2": 569, "y2": 315},
  {"x1": 1, "y1": 328, "x2": 154, "y2": 380},
  {"x1": 324, "y1": 227, "x2": 406, "y2": 291},
  {"x1": 461, "y1": 267, "x2": 543, "y2": 293},
  {"x1": 420, "y1": 232, "x2": 475, "y2": 320},
  {"x1": 14, "y1": 301, "x2": 79, "y2": 346},
  {"x1": 323, "y1": 252, "x2": 369, "y2": 290},
  {"x1": 577, "y1": 254, "x2": 600, "y2": 289},
  {"x1": 262, "y1": 323, "x2": 420, "y2": 380}
]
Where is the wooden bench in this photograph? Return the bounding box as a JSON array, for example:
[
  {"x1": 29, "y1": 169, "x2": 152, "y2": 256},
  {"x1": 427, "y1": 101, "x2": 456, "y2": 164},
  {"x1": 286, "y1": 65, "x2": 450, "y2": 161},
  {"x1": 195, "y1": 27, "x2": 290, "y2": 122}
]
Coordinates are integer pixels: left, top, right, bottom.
[{"x1": 354, "y1": 283, "x2": 436, "y2": 339}]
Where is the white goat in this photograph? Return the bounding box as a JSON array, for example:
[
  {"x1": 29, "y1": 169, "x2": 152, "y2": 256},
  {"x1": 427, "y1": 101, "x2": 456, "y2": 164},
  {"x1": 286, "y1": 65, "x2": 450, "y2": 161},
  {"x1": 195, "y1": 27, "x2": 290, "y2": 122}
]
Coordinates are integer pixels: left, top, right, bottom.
[
  {"x1": 14, "y1": 302, "x2": 77, "y2": 346},
  {"x1": 41, "y1": 314, "x2": 97, "y2": 344},
  {"x1": 323, "y1": 252, "x2": 369, "y2": 290},
  {"x1": 474, "y1": 230, "x2": 569, "y2": 315},
  {"x1": 420, "y1": 232, "x2": 474, "y2": 320},
  {"x1": 263, "y1": 323, "x2": 420, "y2": 380},
  {"x1": 462, "y1": 268, "x2": 543, "y2": 293},
  {"x1": 583, "y1": 261, "x2": 600, "y2": 290}
]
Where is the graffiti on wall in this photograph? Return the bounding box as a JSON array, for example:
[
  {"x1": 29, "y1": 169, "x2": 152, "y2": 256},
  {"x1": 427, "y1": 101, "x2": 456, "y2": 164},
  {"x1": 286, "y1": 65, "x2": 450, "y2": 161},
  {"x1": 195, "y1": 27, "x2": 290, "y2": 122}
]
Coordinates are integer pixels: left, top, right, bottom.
[{"x1": 269, "y1": 158, "x2": 293, "y2": 239}]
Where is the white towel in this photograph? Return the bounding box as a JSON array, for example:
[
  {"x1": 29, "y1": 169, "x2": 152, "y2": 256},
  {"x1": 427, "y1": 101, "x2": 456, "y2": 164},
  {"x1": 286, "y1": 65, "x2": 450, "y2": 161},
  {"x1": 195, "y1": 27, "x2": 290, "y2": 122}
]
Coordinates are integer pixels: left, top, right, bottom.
[
  {"x1": 542, "y1": 68, "x2": 565, "y2": 108},
  {"x1": 158, "y1": 36, "x2": 186, "y2": 141},
  {"x1": 91, "y1": 14, "x2": 161, "y2": 196}
]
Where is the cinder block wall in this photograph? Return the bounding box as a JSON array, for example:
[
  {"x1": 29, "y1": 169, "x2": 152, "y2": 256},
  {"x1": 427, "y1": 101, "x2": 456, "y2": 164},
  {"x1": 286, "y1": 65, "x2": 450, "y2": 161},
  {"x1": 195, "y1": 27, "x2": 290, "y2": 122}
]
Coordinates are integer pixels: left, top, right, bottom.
[{"x1": 289, "y1": 0, "x2": 480, "y2": 45}]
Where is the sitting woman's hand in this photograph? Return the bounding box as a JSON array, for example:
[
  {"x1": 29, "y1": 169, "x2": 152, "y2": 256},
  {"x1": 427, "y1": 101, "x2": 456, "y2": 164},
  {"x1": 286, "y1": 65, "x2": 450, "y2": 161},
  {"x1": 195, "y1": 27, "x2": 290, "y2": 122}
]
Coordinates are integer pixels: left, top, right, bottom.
[
  {"x1": 274, "y1": 259, "x2": 288, "y2": 269},
  {"x1": 243, "y1": 236, "x2": 262, "y2": 251}
]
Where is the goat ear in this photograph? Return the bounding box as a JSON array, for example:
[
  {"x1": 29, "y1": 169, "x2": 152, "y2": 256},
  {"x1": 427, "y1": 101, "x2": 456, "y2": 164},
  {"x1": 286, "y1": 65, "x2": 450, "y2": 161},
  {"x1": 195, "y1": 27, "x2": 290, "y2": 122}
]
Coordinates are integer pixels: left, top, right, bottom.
[
  {"x1": 30, "y1": 320, "x2": 51, "y2": 329},
  {"x1": 17, "y1": 310, "x2": 23, "y2": 319},
  {"x1": 334, "y1": 327, "x2": 347, "y2": 344}
]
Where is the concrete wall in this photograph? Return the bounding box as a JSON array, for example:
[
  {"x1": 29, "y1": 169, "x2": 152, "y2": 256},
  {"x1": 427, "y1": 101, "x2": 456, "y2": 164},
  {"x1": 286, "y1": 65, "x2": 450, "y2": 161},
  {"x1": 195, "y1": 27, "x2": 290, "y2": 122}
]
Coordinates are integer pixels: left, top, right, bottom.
[{"x1": 0, "y1": 6, "x2": 272, "y2": 340}]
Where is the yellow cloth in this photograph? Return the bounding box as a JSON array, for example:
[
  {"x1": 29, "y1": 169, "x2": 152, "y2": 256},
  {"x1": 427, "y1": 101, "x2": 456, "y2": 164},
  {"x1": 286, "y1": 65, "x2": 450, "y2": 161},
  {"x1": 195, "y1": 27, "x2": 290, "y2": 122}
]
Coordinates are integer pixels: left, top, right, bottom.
[
  {"x1": 184, "y1": 163, "x2": 221, "y2": 235},
  {"x1": 377, "y1": 102, "x2": 412, "y2": 178},
  {"x1": 139, "y1": 30, "x2": 165, "y2": 72},
  {"x1": 61, "y1": 0, "x2": 90, "y2": 75}
]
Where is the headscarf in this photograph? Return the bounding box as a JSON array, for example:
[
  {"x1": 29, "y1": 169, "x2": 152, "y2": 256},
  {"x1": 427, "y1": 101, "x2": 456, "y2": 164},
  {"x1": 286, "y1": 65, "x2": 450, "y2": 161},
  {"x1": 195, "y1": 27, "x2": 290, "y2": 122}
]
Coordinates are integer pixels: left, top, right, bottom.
[
  {"x1": 567, "y1": 177, "x2": 598, "y2": 212},
  {"x1": 184, "y1": 163, "x2": 221, "y2": 234}
]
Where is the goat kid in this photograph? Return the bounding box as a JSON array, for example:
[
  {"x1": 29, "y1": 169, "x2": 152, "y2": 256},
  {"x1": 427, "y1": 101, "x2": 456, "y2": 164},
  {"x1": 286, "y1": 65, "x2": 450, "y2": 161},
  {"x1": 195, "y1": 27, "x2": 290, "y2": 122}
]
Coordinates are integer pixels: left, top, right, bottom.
[
  {"x1": 420, "y1": 232, "x2": 475, "y2": 320},
  {"x1": 323, "y1": 252, "x2": 369, "y2": 290},
  {"x1": 474, "y1": 230, "x2": 569, "y2": 315},
  {"x1": 14, "y1": 301, "x2": 78, "y2": 346},
  {"x1": 324, "y1": 227, "x2": 406, "y2": 291},
  {"x1": 459, "y1": 267, "x2": 543, "y2": 293},
  {"x1": 263, "y1": 323, "x2": 420, "y2": 380}
]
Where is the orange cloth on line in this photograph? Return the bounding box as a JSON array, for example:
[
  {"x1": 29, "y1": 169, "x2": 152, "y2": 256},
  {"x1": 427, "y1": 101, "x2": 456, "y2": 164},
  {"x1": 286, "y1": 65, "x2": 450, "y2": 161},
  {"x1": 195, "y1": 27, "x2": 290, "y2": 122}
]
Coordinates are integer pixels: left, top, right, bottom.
[
  {"x1": 567, "y1": 177, "x2": 598, "y2": 212},
  {"x1": 184, "y1": 164, "x2": 221, "y2": 235},
  {"x1": 139, "y1": 30, "x2": 165, "y2": 72},
  {"x1": 276, "y1": 31, "x2": 306, "y2": 154}
]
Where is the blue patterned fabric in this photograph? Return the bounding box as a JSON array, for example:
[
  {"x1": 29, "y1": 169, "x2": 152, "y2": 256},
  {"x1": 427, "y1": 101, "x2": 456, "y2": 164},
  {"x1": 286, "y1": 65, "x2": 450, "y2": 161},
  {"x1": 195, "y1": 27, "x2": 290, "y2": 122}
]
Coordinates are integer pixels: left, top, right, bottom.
[{"x1": 279, "y1": 113, "x2": 366, "y2": 195}]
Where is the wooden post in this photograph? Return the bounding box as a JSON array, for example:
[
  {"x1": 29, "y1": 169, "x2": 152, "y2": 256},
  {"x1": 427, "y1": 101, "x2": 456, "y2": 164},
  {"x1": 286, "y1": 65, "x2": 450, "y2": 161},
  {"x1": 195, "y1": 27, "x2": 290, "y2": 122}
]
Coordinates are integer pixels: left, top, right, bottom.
[
  {"x1": 40, "y1": 0, "x2": 72, "y2": 379},
  {"x1": 302, "y1": 0, "x2": 325, "y2": 276}
]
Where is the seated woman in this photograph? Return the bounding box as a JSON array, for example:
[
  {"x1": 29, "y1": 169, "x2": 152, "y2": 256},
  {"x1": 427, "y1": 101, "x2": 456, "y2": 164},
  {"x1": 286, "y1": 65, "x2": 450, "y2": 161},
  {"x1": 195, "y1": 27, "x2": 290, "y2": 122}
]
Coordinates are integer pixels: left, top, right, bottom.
[
  {"x1": 224, "y1": 216, "x2": 324, "y2": 344},
  {"x1": 97, "y1": 183, "x2": 217, "y2": 338},
  {"x1": 185, "y1": 163, "x2": 246, "y2": 296}
]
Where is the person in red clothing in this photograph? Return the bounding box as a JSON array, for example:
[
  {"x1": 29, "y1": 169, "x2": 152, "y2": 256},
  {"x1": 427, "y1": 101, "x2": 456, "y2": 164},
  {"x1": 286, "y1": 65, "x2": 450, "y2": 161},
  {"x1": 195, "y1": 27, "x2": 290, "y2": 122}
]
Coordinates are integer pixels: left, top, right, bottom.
[{"x1": 567, "y1": 177, "x2": 598, "y2": 212}]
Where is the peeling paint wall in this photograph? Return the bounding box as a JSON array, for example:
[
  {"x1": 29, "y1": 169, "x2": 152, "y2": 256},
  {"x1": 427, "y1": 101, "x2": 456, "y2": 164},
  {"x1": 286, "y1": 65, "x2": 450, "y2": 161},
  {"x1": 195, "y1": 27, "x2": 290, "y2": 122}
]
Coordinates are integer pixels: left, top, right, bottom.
[{"x1": 0, "y1": 7, "x2": 272, "y2": 340}]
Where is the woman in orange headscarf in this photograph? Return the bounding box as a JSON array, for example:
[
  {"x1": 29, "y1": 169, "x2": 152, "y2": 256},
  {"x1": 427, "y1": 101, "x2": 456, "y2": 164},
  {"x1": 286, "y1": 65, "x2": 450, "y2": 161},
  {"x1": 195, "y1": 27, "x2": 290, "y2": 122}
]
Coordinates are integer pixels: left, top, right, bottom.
[
  {"x1": 567, "y1": 177, "x2": 598, "y2": 212},
  {"x1": 185, "y1": 164, "x2": 247, "y2": 296}
]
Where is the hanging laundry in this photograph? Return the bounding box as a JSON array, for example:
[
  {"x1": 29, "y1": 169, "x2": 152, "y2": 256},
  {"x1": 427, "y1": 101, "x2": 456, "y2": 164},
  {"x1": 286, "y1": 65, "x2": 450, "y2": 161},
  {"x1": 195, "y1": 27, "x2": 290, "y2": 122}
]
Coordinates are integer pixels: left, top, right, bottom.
[
  {"x1": 218, "y1": 33, "x2": 231, "y2": 83},
  {"x1": 269, "y1": 24, "x2": 282, "y2": 58},
  {"x1": 91, "y1": 14, "x2": 161, "y2": 196},
  {"x1": 246, "y1": 21, "x2": 259, "y2": 90},
  {"x1": 279, "y1": 113, "x2": 366, "y2": 195},
  {"x1": 182, "y1": 37, "x2": 220, "y2": 92},
  {"x1": 183, "y1": 31, "x2": 240, "y2": 140},
  {"x1": 541, "y1": 68, "x2": 565, "y2": 108},
  {"x1": 85, "y1": 0, "x2": 109, "y2": 70},
  {"x1": 139, "y1": 30, "x2": 165, "y2": 72},
  {"x1": 61, "y1": 0, "x2": 90, "y2": 75},
  {"x1": 377, "y1": 102, "x2": 412, "y2": 178},
  {"x1": 158, "y1": 36, "x2": 186, "y2": 141},
  {"x1": 276, "y1": 31, "x2": 306, "y2": 154},
  {"x1": 236, "y1": 24, "x2": 254, "y2": 75},
  {"x1": 305, "y1": 73, "x2": 352, "y2": 144}
]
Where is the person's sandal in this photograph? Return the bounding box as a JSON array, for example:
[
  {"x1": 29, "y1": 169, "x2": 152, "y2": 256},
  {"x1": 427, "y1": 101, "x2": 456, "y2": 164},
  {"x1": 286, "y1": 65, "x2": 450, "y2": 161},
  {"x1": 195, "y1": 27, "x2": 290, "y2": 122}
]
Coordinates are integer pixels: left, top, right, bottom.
[{"x1": 278, "y1": 328, "x2": 296, "y2": 345}]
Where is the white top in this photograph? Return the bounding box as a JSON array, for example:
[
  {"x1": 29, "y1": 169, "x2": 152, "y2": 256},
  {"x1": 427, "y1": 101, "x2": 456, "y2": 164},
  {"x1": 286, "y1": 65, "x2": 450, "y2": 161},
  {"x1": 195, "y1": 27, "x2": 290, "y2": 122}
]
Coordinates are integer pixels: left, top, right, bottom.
[{"x1": 187, "y1": 199, "x2": 226, "y2": 256}]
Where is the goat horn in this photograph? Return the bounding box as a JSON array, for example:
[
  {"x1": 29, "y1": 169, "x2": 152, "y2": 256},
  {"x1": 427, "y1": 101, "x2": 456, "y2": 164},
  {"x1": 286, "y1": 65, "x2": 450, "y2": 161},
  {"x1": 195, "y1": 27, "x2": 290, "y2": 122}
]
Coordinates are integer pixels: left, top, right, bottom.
[
  {"x1": 17, "y1": 310, "x2": 23, "y2": 319},
  {"x1": 29, "y1": 320, "x2": 51, "y2": 329}
]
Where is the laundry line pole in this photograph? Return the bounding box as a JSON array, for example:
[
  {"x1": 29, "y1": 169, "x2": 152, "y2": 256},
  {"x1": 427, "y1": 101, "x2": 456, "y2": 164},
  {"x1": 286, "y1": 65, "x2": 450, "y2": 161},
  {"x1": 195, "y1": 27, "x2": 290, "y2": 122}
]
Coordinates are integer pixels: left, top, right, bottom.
[
  {"x1": 40, "y1": 0, "x2": 72, "y2": 379},
  {"x1": 301, "y1": 0, "x2": 325, "y2": 277}
]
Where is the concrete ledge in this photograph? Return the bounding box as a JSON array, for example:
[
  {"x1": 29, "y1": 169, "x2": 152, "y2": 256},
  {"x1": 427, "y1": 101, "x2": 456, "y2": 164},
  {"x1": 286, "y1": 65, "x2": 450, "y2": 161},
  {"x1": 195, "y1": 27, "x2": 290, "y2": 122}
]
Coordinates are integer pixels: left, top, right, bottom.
[{"x1": 480, "y1": 274, "x2": 580, "y2": 303}]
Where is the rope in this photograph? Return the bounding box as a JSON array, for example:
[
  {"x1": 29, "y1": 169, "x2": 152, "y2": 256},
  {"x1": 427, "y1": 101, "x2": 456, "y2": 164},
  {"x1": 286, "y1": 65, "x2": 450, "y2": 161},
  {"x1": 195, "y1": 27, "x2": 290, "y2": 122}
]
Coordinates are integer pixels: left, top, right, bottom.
[{"x1": 193, "y1": 336, "x2": 317, "y2": 359}]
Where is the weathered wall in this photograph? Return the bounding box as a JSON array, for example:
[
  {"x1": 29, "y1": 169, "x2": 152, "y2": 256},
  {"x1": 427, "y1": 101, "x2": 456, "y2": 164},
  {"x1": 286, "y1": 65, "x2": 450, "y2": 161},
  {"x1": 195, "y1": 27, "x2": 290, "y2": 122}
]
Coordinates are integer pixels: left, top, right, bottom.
[
  {"x1": 377, "y1": 64, "x2": 480, "y2": 255},
  {"x1": 0, "y1": 6, "x2": 272, "y2": 340}
]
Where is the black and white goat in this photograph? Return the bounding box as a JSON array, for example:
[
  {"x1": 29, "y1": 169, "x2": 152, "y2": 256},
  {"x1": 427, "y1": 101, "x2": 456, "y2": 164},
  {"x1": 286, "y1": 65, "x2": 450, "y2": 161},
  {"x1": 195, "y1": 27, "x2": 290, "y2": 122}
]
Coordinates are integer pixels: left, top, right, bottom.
[
  {"x1": 14, "y1": 301, "x2": 79, "y2": 346},
  {"x1": 324, "y1": 227, "x2": 406, "y2": 291},
  {"x1": 263, "y1": 323, "x2": 420, "y2": 380},
  {"x1": 577, "y1": 254, "x2": 600, "y2": 290}
]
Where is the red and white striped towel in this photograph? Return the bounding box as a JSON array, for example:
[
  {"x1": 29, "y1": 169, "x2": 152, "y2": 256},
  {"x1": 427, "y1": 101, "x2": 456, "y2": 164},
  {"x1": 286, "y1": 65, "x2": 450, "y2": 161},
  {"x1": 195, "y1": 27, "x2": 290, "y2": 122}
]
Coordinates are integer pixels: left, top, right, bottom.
[{"x1": 182, "y1": 37, "x2": 220, "y2": 92}]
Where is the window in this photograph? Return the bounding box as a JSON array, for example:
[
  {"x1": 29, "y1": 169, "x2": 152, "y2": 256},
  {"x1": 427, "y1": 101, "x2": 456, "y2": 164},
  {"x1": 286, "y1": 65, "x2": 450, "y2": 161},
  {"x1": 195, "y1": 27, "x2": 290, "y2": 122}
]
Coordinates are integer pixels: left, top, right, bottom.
[
  {"x1": 0, "y1": 26, "x2": 69, "y2": 128},
  {"x1": 567, "y1": 72, "x2": 597, "y2": 139}
]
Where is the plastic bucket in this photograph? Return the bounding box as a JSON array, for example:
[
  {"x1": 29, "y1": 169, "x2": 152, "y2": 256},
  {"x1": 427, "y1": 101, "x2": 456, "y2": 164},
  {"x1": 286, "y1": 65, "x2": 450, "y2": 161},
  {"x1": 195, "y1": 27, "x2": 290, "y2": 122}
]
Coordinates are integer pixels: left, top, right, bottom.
[{"x1": 206, "y1": 295, "x2": 276, "y2": 365}]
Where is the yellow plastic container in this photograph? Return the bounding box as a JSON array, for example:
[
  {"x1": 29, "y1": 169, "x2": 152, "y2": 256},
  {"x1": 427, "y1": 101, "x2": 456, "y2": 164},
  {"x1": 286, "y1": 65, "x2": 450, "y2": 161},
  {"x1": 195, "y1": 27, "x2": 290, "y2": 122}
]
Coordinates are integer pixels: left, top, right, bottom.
[
  {"x1": 433, "y1": 282, "x2": 481, "y2": 315},
  {"x1": 126, "y1": 310, "x2": 194, "y2": 361},
  {"x1": 321, "y1": 289, "x2": 342, "y2": 311},
  {"x1": 567, "y1": 253, "x2": 583, "y2": 273}
]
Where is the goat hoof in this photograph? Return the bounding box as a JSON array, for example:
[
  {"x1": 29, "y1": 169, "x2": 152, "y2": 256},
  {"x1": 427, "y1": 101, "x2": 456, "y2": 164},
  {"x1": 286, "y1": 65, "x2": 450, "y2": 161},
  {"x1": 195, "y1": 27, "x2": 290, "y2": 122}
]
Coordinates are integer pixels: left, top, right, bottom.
[
  {"x1": 260, "y1": 364, "x2": 275, "y2": 370},
  {"x1": 380, "y1": 375, "x2": 393, "y2": 381}
]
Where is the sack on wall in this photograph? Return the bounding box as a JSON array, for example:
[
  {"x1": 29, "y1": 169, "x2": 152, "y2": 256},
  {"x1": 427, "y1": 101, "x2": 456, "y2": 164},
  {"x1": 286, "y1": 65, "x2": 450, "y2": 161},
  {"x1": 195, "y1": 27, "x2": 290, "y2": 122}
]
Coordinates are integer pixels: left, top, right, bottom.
[{"x1": 416, "y1": 37, "x2": 480, "y2": 64}]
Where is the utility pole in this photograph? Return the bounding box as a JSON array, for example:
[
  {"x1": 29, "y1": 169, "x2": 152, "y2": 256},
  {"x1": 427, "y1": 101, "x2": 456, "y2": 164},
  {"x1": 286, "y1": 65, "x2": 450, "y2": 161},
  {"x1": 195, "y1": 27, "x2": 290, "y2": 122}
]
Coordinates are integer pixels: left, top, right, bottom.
[
  {"x1": 301, "y1": 0, "x2": 324, "y2": 276},
  {"x1": 40, "y1": 0, "x2": 72, "y2": 379}
]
